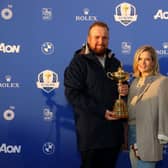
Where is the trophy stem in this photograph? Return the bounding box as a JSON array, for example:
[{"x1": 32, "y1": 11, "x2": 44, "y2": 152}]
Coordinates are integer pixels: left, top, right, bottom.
[{"x1": 118, "y1": 94, "x2": 121, "y2": 100}]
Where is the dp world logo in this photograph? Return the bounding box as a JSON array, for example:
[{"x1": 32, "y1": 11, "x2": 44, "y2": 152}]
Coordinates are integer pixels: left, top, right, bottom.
[
  {"x1": 3, "y1": 107, "x2": 15, "y2": 121},
  {"x1": 1, "y1": 5, "x2": 13, "y2": 20},
  {"x1": 41, "y1": 42, "x2": 54, "y2": 55},
  {"x1": 114, "y1": 2, "x2": 138, "y2": 26},
  {"x1": 43, "y1": 142, "x2": 55, "y2": 155},
  {"x1": 36, "y1": 70, "x2": 60, "y2": 93}
]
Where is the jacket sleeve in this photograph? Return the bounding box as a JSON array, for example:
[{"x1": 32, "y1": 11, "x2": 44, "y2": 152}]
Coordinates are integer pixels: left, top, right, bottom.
[
  {"x1": 64, "y1": 56, "x2": 106, "y2": 117},
  {"x1": 158, "y1": 77, "x2": 168, "y2": 144}
]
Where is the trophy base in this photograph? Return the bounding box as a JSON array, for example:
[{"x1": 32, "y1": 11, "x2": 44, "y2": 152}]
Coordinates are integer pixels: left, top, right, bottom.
[{"x1": 113, "y1": 99, "x2": 128, "y2": 119}]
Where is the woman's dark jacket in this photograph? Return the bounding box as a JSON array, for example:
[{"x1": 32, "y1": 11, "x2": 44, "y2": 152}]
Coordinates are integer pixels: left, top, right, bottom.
[{"x1": 64, "y1": 47, "x2": 124, "y2": 151}]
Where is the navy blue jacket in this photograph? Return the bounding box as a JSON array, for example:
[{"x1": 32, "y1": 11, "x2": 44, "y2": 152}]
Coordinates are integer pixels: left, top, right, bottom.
[{"x1": 64, "y1": 47, "x2": 124, "y2": 151}]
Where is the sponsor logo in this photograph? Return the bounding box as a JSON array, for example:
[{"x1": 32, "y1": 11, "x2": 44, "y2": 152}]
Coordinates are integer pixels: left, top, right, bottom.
[
  {"x1": 1, "y1": 5, "x2": 13, "y2": 20},
  {"x1": 0, "y1": 75, "x2": 20, "y2": 88},
  {"x1": 41, "y1": 42, "x2": 54, "y2": 55},
  {"x1": 121, "y1": 42, "x2": 132, "y2": 54},
  {"x1": 43, "y1": 142, "x2": 55, "y2": 155},
  {"x1": 0, "y1": 43, "x2": 21, "y2": 54},
  {"x1": 114, "y1": 2, "x2": 138, "y2": 26},
  {"x1": 162, "y1": 42, "x2": 168, "y2": 49},
  {"x1": 156, "y1": 42, "x2": 168, "y2": 55},
  {"x1": 75, "y1": 8, "x2": 97, "y2": 21},
  {"x1": 42, "y1": 8, "x2": 52, "y2": 21},
  {"x1": 3, "y1": 106, "x2": 15, "y2": 121},
  {"x1": 154, "y1": 9, "x2": 168, "y2": 20},
  {"x1": 0, "y1": 143, "x2": 21, "y2": 153},
  {"x1": 43, "y1": 108, "x2": 55, "y2": 121},
  {"x1": 36, "y1": 70, "x2": 60, "y2": 93}
]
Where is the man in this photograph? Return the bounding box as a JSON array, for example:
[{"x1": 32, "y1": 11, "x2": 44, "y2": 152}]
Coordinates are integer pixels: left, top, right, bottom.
[{"x1": 64, "y1": 21, "x2": 128, "y2": 168}]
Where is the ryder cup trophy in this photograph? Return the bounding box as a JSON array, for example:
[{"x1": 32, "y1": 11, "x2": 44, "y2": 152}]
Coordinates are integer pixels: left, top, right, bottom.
[{"x1": 107, "y1": 66, "x2": 129, "y2": 119}]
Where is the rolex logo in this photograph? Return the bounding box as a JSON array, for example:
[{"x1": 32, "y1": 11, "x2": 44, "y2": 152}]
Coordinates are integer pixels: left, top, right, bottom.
[
  {"x1": 83, "y1": 8, "x2": 89, "y2": 15},
  {"x1": 5, "y1": 75, "x2": 12, "y2": 82}
]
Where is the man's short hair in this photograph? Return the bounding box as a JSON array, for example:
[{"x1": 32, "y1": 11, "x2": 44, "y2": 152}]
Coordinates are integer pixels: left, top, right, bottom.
[{"x1": 88, "y1": 21, "x2": 109, "y2": 35}]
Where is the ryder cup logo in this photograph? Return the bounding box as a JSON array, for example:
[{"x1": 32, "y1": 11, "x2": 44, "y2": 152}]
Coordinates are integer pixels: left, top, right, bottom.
[
  {"x1": 36, "y1": 70, "x2": 60, "y2": 93},
  {"x1": 114, "y1": 2, "x2": 137, "y2": 26}
]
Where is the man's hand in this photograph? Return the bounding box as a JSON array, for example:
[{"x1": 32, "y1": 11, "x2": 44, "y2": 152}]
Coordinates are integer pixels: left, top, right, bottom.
[
  {"x1": 118, "y1": 83, "x2": 128, "y2": 96},
  {"x1": 105, "y1": 109, "x2": 120, "y2": 120}
]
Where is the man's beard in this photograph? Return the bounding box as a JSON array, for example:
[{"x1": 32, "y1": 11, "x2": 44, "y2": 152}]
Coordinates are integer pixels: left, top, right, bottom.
[
  {"x1": 88, "y1": 44, "x2": 106, "y2": 56},
  {"x1": 94, "y1": 48, "x2": 106, "y2": 56}
]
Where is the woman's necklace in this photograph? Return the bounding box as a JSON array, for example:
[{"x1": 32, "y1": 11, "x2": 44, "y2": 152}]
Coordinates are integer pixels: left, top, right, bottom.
[{"x1": 136, "y1": 77, "x2": 145, "y2": 88}]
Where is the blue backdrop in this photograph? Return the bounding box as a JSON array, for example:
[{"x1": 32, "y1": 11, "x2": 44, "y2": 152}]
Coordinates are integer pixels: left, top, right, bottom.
[{"x1": 0, "y1": 0, "x2": 168, "y2": 167}]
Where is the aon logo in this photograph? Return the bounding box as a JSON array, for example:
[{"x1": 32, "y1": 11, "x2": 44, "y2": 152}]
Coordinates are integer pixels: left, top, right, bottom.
[
  {"x1": 0, "y1": 143, "x2": 21, "y2": 153},
  {"x1": 154, "y1": 9, "x2": 168, "y2": 20},
  {"x1": 0, "y1": 43, "x2": 20, "y2": 53}
]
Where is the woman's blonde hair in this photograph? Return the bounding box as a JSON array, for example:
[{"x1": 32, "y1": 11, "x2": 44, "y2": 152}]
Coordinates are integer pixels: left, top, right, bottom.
[{"x1": 133, "y1": 45, "x2": 159, "y2": 77}]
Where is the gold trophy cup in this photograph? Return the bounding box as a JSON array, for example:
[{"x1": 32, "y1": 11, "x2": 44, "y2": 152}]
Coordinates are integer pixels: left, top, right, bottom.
[{"x1": 107, "y1": 66, "x2": 129, "y2": 119}]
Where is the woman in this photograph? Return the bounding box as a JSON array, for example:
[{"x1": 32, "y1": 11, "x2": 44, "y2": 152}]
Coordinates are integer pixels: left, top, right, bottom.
[{"x1": 128, "y1": 45, "x2": 168, "y2": 168}]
